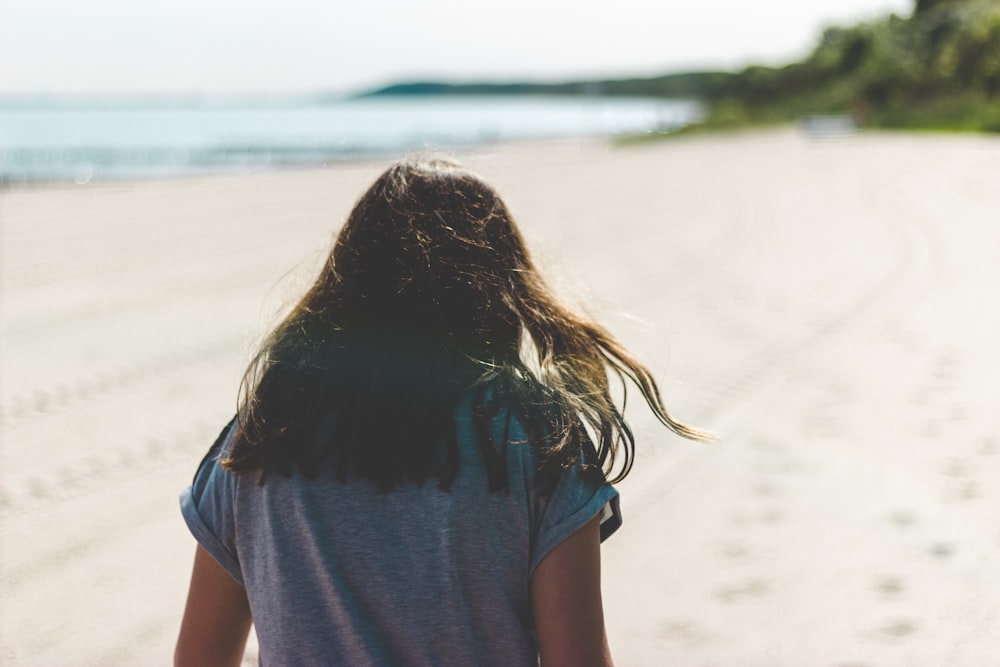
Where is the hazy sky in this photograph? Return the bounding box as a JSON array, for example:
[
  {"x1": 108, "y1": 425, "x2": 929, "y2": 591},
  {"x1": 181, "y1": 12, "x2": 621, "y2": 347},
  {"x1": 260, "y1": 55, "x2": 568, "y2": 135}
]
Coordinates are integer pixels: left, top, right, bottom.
[{"x1": 1, "y1": 0, "x2": 913, "y2": 95}]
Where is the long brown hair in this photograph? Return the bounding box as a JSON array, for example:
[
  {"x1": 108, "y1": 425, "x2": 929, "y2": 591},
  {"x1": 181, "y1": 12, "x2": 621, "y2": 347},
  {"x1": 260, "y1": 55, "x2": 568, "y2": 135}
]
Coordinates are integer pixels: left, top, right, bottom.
[{"x1": 223, "y1": 156, "x2": 709, "y2": 492}]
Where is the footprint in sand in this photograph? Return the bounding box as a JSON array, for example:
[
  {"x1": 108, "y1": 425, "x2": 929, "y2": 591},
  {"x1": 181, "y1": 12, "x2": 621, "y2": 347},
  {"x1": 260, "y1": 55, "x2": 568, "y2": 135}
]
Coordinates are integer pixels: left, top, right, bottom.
[
  {"x1": 57, "y1": 465, "x2": 82, "y2": 488},
  {"x1": 877, "y1": 618, "x2": 919, "y2": 641},
  {"x1": 27, "y1": 476, "x2": 50, "y2": 499},
  {"x1": 760, "y1": 507, "x2": 784, "y2": 525},
  {"x1": 940, "y1": 459, "x2": 980, "y2": 503},
  {"x1": 714, "y1": 578, "x2": 770, "y2": 603},
  {"x1": 658, "y1": 620, "x2": 711, "y2": 645},
  {"x1": 958, "y1": 482, "x2": 980, "y2": 501},
  {"x1": 941, "y1": 459, "x2": 969, "y2": 478},
  {"x1": 873, "y1": 575, "x2": 905, "y2": 598},
  {"x1": 928, "y1": 541, "x2": 955, "y2": 560},
  {"x1": 888, "y1": 510, "x2": 916, "y2": 529},
  {"x1": 932, "y1": 352, "x2": 958, "y2": 382},
  {"x1": 717, "y1": 541, "x2": 752, "y2": 562}
]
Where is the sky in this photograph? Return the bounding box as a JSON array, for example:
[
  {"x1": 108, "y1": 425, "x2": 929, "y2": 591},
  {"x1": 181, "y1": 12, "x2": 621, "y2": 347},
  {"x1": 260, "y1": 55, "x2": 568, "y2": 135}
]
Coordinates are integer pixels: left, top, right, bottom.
[{"x1": 0, "y1": 0, "x2": 914, "y2": 95}]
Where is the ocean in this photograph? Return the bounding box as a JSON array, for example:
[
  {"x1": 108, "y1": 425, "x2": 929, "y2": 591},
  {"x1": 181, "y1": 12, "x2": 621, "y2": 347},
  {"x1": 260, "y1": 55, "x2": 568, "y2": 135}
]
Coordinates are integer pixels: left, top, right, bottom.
[{"x1": 0, "y1": 95, "x2": 701, "y2": 184}]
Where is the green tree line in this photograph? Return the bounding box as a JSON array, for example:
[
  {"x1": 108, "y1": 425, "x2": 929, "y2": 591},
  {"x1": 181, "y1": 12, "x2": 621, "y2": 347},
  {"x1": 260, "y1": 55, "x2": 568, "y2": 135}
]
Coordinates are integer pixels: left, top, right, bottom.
[
  {"x1": 358, "y1": 72, "x2": 737, "y2": 100},
  {"x1": 705, "y1": 0, "x2": 1000, "y2": 131}
]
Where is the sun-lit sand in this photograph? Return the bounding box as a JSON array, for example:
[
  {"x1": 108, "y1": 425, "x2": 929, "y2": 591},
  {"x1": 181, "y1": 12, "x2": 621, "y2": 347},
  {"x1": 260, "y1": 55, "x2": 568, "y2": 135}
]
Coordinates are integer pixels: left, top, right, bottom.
[{"x1": 3, "y1": 128, "x2": 1000, "y2": 665}]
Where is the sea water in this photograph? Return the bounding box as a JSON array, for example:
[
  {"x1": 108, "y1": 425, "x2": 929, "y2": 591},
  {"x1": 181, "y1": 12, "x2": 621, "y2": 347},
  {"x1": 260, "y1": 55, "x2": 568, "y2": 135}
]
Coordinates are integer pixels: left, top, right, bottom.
[{"x1": 0, "y1": 95, "x2": 700, "y2": 183}]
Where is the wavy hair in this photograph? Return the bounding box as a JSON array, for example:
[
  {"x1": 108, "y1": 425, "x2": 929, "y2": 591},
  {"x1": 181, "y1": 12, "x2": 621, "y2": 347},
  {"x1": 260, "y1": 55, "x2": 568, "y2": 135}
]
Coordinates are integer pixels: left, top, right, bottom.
[{"x1": 223, "y1": 156, "x2": 709, "y2": 492}]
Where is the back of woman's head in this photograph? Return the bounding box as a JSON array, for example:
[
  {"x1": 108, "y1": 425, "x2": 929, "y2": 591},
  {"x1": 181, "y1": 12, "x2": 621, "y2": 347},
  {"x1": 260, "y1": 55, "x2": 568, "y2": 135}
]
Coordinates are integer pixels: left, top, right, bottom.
[
  {"x1": 325, "y1": 157, "x2": 528, "y2": 362},
  {"x1": 225, "y1": 155, "x2": 708, "y2": 492}
]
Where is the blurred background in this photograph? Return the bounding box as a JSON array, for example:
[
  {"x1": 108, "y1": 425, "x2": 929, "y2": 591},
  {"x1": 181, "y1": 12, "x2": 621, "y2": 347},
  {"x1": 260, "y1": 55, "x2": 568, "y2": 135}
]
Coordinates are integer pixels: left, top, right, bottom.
[
  {"x1": 0, "y1": 0, "x2": 944, "y2": 184},
  {"x1": 3, "y1": 1, "x2": 1000, "y2": 665}
]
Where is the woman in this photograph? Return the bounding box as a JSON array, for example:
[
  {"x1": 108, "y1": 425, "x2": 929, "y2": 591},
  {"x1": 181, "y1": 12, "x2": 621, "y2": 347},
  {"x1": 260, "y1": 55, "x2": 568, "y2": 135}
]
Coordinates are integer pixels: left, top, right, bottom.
[{"x1": 176, "y1": 156, "x2": 707, "y2": 666}]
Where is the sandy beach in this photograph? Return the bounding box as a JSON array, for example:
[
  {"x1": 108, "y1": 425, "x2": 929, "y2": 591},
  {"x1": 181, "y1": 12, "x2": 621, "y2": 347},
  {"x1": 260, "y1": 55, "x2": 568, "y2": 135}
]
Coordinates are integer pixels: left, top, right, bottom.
[{"x1": 3, "y1": 128, "x2": 1000, "y2": 665}]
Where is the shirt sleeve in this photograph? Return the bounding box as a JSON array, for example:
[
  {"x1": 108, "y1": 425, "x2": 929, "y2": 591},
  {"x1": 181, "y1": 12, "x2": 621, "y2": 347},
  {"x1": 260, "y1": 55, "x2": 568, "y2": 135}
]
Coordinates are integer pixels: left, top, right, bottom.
[
  {"x1": 528, "y1": 443, "x2": 622, "y2": 576},
  {"x1": 179, "y1": 418, "x2": 244, "y2": 585}
]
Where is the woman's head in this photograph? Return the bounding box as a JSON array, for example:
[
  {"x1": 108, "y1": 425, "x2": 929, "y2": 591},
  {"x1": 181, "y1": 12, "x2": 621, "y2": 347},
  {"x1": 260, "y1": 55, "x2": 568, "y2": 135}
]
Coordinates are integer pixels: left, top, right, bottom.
[
  {"x1": 315, "y1": 156, "x2": 531, "y2": 363},
  {"x1": 226, "y1": 155, "x2": 708, "y2": 490}
]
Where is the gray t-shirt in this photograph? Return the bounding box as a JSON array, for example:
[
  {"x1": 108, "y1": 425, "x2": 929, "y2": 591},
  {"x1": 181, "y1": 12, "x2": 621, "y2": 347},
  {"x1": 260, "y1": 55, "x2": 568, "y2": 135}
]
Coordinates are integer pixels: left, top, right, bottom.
[{"x1": 180, "y1": 395, "x2": 621, "y2": 666}]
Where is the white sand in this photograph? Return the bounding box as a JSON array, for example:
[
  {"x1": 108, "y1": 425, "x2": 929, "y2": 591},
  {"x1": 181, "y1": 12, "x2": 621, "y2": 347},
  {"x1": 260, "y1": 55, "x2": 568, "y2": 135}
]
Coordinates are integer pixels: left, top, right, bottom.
[{"x1": 3, "y1": 129, "x2": 1000, "y2": 665}]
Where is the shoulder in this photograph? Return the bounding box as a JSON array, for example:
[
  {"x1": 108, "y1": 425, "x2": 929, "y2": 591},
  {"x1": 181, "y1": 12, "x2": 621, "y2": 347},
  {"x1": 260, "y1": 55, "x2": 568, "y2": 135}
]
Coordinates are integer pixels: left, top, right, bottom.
[
  {"x1": 180, "y1": 416, "x2": 246, "y2": 584},
  {"x1": 193, "y1": 416, "x2": 239, "y2": 480}
]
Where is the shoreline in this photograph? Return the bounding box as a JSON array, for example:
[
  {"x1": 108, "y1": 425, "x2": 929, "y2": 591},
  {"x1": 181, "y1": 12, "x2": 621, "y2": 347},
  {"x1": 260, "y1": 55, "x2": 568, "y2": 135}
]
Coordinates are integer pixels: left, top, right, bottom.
[
  {"x1": 0, "y1": 95, "x2": 697, "y2": 188},
  {"x1": 0, "y1": 135, "x2": 614, "y2": 192}
]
